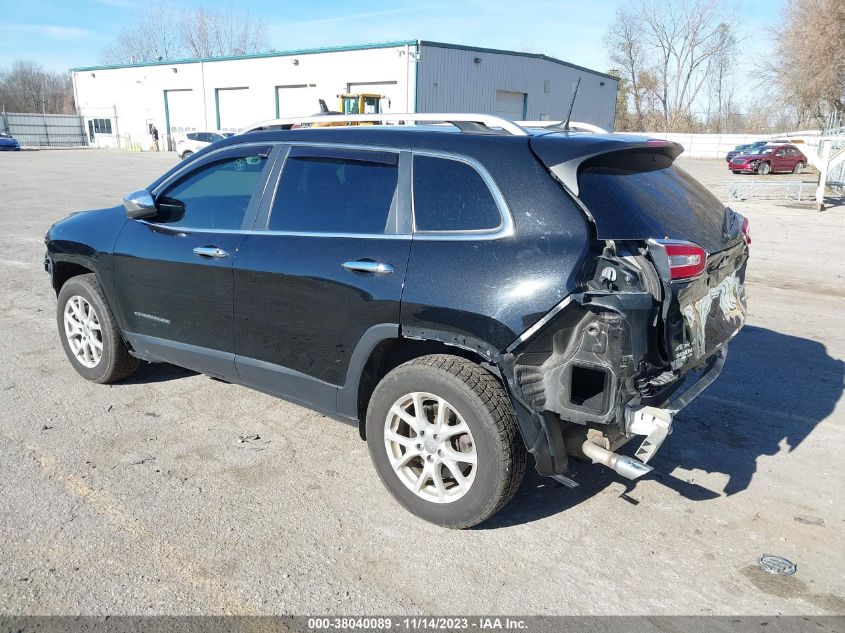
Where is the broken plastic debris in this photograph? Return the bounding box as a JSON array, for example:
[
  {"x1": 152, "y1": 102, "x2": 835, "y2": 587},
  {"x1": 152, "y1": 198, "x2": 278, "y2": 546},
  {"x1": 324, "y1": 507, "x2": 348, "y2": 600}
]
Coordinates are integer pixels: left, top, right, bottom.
[
  {"x1": 794, "y1": 515, "x2": 825, "y2": 527},
  {"x1": 758, "y1": 555, "x2": 797, "y2": 576},
  {"x1": 130, "y1": 456, "x2": 156, "y2": 466}
]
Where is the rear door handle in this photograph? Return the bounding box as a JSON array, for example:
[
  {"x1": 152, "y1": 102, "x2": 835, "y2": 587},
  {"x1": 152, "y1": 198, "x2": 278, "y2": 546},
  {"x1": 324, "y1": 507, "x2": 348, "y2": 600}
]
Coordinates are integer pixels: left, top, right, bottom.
[
  {"x1": 342, "y1": 260, "x2": 394, "y2": 275},
  {"x1": 193, "y1": 246, "x2": 230, "y2": 259}
]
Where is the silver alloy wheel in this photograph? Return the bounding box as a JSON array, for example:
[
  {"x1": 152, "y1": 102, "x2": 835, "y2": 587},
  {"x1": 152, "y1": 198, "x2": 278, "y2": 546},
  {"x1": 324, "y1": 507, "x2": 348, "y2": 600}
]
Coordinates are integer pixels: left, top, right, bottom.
[
  {"x1": 384, "y1": 392, "x2": 478, "y2": 503},
  {"x1": 63, "y1": 295, "x2": 103, "y2": 368}
]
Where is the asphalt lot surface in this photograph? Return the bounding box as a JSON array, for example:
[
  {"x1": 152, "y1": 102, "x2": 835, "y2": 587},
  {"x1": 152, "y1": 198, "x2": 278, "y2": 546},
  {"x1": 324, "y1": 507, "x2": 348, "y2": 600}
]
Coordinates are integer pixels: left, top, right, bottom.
[{"x1": 0, "y1": 149, "x2": 843, "y2": 615}]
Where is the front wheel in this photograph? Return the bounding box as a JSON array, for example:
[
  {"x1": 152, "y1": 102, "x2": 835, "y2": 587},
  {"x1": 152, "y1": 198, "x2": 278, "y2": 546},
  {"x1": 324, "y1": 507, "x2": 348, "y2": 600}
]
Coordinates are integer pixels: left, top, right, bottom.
[
  {"x1": 757, "y1": 161, "x2": 771, "y2": 175},
  {"x1": 366, "y1": 355, "x2": 526, "y2": 529},
  {"x1": 181, "y1": 150, "x2": 193, "y2": 160},
  {"x1": 793, "y1": 161, "x2": 805, "y2": 174},
  {"x1": 57, "y1": 273, "x2": 139, "y2": 383}
]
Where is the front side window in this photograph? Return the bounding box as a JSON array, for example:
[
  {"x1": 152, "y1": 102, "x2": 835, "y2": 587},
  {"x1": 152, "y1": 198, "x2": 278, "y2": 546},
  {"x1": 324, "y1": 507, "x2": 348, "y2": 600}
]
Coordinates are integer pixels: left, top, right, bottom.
[
  {"x1": 154, "y1": 151, "x2": 269, "y2": 230},
  {"x1": 269, "y1": 149, "x2": 399, "y2": 234},
  {"x1": 412, "y1": 156, "x2": 502, "y2": 232}
]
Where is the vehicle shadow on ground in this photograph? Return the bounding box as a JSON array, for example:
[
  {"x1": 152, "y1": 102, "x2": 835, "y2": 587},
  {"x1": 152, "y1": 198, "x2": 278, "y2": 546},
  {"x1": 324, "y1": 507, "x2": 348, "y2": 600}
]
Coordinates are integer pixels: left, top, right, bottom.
[
  {"x1": 482, "y1": 325, "x2": 844, "y2": 529},
  {"x1": 119, "y1": 361, "x2": 198, "y2": 385}
]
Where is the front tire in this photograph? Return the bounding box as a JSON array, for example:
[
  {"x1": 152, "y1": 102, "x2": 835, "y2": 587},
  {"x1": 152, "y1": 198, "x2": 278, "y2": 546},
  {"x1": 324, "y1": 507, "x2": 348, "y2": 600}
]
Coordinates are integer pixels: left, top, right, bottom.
[
  {"x1": 757, "y1": 161, "x2": 771, "y2": 175},
  {"x1": 181, "y1": 150, "x2": 193, "y2": 160},
  {"x1": 793, "y1": 161, "x2": 805, "y2": 174},
  {"x1": 57, "y1": 274, "x2": 139, "y2": 383},
  {"x1": 366, "y1": 355, "x2": 526, "y2": 528}
]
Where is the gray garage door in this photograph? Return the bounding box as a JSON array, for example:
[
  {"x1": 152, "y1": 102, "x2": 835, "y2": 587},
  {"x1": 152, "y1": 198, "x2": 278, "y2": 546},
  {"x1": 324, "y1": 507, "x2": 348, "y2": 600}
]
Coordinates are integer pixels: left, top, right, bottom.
[{"x1": 494, "y1": 90, "x2": 526, "y2": 120}]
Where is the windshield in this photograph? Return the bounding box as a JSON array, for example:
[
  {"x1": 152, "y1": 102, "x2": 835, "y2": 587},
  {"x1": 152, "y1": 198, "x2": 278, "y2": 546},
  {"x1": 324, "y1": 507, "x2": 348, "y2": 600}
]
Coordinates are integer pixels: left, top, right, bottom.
[{"x1": 747, "y1": 146, "x2": 775, "y2": 155}]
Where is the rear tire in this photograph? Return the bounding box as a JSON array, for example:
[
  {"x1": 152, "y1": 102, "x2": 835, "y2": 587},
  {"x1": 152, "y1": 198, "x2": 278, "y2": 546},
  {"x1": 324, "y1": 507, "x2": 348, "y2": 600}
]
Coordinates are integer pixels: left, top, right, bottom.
[
  {"x1": 793, "y1": 161, "x2": 804, "y2": 174},
  {"x1": 57, "y1": 274, "x2": 139, "y2": 384},
  {"x1": 366, "y1": 354, "x2": 526, "y2": 529}
]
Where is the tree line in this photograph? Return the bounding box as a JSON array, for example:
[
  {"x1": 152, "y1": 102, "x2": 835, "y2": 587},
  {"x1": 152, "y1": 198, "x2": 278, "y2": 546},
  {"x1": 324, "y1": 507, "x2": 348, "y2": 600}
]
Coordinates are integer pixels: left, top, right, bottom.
[
  {"x1": 605, "y1": 0, "x2": 845, "y2": 133},
  {"x1": 100, "y1": 3, "x2": 267, "y2": 65},
  {"x1": 0, "y1": 61, "x2": 75, "y2": 114},
  {"x1": 1, "y1": 4, "x2": 266, "y2": 116}
]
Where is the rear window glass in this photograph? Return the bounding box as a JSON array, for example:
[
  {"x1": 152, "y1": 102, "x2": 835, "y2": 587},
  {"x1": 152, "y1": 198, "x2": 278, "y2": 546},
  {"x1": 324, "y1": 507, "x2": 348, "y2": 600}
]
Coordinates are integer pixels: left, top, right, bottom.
[
  {"x1": 576, "y1": 150, "x2": 726, "y2": 252},
  {"x1": 413, "y1": 156, "x2": 501, "y2": 232},
  {"x1": 270, "y1": 155, "x2": 398, "y2": 234}
]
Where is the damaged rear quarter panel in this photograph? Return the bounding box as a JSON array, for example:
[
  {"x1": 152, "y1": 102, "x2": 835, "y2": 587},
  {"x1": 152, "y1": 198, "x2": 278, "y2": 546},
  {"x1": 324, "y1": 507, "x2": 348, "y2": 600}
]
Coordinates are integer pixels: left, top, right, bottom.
[{"x1": 665, "y1": 243, "x2": 749, "y2": 370}]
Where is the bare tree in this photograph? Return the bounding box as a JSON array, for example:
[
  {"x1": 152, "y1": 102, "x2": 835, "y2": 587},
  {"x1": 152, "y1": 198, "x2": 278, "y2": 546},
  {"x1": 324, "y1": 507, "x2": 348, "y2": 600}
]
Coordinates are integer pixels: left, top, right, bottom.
[
  {"x1": 706, "y1": 24, "x2": 736, "y2": 132},
  {"x1": 517, "y1": 39, "x2": 546, "y2": 55},
  {"x1": 101, "y1": 2, "x2": 181, "y2": 65},
  {"x1": 180, "y1": 5, "x2": 267, "y2": 59},
  {"x1": 605, "y1": 0, "x2": 737, "y2": 132},
  {"x1": 605, "y1": 7, "x2": 647, "y2": 130},
  {"x1": 0, "y1": 60, "x2": 74, "y2": 113},
  {"x1": 759, "y1": 0, "x2": 845, "y2": 127},
  {"x1": 101, "y1": 2, "x2": 267, "y2": 64}
]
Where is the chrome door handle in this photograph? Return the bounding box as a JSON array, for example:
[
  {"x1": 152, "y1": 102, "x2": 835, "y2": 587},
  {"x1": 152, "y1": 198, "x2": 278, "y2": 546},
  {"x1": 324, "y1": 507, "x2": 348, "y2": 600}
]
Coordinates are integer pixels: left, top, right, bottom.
[
  {"x1": 342, "y1": 260, "x2": 394, "y2": 275},
  {"x1": 193, "y1": 246, "x2": 230, "y2": 259}
]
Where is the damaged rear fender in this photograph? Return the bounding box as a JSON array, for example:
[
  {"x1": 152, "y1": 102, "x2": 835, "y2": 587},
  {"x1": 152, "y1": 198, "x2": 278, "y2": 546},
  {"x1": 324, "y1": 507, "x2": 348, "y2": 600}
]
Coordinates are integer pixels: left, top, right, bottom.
[{"x1": 495, "y1": 288, "x2": 657, "y2": 476}]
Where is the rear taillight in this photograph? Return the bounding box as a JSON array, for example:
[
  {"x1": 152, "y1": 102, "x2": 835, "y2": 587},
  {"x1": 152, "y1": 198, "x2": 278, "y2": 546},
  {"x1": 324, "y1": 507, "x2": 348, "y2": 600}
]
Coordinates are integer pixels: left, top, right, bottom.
[
  {"x1": 650, "y1": 240, "x2": 707, "y2": 280},
  {"x1": 740, "y1": 217, "x2": 751, "y2": 245}
]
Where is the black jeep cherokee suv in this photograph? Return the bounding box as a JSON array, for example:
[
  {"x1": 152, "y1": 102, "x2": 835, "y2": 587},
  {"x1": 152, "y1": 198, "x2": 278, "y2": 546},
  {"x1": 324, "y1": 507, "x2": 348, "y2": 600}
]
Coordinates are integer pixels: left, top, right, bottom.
[{"x1": 45, "y1": 119, "x2": 749, "y2": 528}]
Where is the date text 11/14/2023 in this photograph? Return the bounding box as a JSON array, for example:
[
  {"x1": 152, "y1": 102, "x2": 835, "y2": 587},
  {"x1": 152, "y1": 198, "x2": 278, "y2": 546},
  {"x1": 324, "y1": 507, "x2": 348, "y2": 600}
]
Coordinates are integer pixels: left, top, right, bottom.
[{"x1": 307, "y1": 617, "x2": 528, "y2": 631}]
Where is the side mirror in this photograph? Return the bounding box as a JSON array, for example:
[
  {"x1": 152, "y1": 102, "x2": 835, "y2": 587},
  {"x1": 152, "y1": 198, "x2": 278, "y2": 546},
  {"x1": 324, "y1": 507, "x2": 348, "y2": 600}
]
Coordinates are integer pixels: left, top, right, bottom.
[{"x1": 123, "y1": 189, "x2": 156, "y2": 219}]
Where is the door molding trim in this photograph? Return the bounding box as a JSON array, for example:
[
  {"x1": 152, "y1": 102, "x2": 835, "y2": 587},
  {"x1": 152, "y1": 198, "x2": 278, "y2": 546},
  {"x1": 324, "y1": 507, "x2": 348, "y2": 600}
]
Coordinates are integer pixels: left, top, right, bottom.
[
  {"x1": 125, "y1": 324, "x2": 402, "y2": 423},
  {"x1": 126, "y1": 332, "x2": 236, "y2": 380}
]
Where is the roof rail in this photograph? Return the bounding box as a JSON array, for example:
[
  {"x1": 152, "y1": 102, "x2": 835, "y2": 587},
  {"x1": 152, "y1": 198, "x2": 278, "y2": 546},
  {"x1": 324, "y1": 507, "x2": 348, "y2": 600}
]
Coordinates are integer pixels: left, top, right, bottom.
[
  {"x1": 240, "y1": 113, "x2": 530, "y2": 136},
  {"x1": 517, "y1": 120, "x2": 609, "y2": 134}
]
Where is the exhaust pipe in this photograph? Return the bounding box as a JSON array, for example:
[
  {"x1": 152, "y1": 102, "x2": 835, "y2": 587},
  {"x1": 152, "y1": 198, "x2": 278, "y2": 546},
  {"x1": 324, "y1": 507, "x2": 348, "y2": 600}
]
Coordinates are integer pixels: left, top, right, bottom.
[{"x1": 581, "y1": 440, "x2": 653, "y2": 480}]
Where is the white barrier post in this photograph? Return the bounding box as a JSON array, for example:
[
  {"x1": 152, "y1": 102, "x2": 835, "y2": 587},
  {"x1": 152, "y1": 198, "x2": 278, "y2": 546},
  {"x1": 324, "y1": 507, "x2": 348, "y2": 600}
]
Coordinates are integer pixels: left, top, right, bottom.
[{"x1": 815, "y1": 140, "x2": 831, "y2": 212}]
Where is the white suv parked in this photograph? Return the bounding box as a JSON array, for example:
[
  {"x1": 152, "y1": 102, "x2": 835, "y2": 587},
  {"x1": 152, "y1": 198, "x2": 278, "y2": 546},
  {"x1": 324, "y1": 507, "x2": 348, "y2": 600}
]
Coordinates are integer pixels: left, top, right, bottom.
[{"x1": 175, "y1": 131, "x2": 231, "y2": 159}]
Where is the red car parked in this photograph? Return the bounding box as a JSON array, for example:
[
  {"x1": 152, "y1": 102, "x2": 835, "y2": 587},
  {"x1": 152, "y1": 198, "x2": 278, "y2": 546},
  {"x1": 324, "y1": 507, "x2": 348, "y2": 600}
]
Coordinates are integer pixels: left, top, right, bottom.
[{"x1": 728, "y1": 143, "x2": 807, "y2": 175}]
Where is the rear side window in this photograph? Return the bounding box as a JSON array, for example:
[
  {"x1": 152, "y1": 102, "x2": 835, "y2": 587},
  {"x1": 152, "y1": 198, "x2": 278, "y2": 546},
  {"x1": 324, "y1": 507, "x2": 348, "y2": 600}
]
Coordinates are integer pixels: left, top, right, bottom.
[
  {"x1": 269, "y1": 148, "x2": 398, "y2": 234},
  {"x1": 155, "y1": 151, "x2": 269, "y2": 230},
  {"x1": 412, "y1": 156, "x2": 501, "y2": 232}
]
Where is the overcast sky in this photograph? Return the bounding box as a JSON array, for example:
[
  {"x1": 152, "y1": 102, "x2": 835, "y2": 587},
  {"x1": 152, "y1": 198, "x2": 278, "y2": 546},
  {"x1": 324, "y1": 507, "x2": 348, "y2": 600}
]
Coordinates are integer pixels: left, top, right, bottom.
[{"x1": 0, "y1": 0, "x2": 784, "y2": 104}]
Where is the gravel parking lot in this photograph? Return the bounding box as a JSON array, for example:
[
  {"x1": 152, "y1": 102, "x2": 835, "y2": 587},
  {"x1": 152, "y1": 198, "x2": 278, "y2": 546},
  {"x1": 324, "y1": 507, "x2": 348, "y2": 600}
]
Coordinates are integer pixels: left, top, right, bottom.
[{"x1": 0, "y1": 149, "x2": 843, "y2": 615}]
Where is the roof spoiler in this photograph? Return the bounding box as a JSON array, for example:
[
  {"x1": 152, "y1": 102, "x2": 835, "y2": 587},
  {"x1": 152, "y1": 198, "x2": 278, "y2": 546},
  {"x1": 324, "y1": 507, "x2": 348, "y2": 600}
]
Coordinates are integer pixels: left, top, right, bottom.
[{"x1": 530, "y1": 137, "x2": 683, "y2": 196}]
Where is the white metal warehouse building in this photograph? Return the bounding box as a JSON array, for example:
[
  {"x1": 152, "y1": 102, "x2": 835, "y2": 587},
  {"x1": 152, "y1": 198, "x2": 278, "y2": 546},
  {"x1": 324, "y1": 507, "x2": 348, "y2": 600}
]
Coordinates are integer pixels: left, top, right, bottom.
[{"x1": 71, "y1": 40, "x2": 619, "y2": 150}]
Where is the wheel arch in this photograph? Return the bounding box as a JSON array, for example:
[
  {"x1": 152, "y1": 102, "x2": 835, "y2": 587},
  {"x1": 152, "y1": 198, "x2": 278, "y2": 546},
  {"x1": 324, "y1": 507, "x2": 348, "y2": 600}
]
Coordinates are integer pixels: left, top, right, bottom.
[
  {"x1": 340, "y1": 326, "x2": 503, "y2": 440},
  {"x1": 50, "y1": 258, "x2": 95, "y2": 294}
]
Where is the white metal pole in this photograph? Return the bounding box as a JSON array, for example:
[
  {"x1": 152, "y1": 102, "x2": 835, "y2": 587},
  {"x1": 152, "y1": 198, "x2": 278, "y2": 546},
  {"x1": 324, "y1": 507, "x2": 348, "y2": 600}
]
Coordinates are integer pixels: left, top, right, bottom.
[{"x1": 815, "y1": 139, "x2": 831, "y2": 212}]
